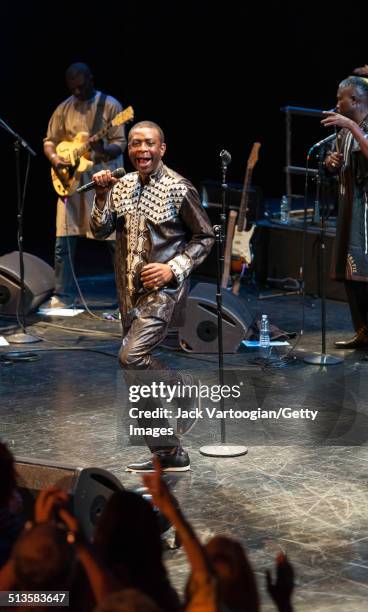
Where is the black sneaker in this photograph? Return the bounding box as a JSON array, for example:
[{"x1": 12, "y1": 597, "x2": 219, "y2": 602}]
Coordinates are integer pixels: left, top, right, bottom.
[{"x1": 126, "y1": 448, "x2": 190, "y2": 472}]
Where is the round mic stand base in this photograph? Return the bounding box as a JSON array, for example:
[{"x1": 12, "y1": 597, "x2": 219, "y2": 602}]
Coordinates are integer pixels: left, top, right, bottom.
[
  {"x1": 199, "y1": 444, "x2": 248, "y2": 458},
  {"x1": 6, "y1": 331, "x2": 42, "y2": 344},
  {"x1": 303, "y1": 353, "x2": 343, "y2": 365}
]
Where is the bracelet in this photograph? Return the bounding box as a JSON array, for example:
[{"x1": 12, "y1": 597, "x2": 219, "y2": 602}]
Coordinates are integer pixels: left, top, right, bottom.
[
  {"x1": 66, "y1": 530, "x2": 76, "y2": 544},
  {"x1": 66, "y1": 530, "x2": 84, "y2": 545}
]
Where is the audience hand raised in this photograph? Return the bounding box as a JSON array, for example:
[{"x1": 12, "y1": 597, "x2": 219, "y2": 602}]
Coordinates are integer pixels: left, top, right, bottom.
[
  {"x1": 266, "y1": 553, "x2": 295, "y2": 612},
  {"x1": 34, "y1": 486, "x2": 69, "y2": 524},
  {"x1": 142, "y1": 456, "x2": 176, "y2": 515}
]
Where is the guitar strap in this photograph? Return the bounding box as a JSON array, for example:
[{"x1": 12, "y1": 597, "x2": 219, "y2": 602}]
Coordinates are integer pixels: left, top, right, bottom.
[
  {"x1": 91, "y1": 92, "x2": 107, "y2": 134},
  {"x1": 60, "y1": 92, "x2": 107, "y2": 136}
]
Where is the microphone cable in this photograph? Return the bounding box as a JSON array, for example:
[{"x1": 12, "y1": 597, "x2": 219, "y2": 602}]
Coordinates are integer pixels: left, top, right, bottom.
[
  {"x1": 63, "y1": 166, "x2": 125, "y2": 322},
  {"x1": 63, "y1": 189, "x2": 118, "y2": 321}
]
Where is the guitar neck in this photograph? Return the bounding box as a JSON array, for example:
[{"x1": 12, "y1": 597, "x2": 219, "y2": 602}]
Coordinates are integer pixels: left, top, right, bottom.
[
  {"x1": 237, "y1": 169, "x2": 253, "y2": 231},
  {"x1": 74, "y1": 123, "x2": 111, "y2": 160}
]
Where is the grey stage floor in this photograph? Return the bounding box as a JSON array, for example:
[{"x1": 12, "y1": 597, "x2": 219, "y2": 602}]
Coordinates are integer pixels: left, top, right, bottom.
[{"x1": 1, "y1": 272, "x2": 368, "y2": 611}]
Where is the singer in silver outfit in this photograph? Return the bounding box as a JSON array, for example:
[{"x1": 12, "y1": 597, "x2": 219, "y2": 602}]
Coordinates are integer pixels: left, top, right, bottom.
[
  {"x1": 90, "y1": 121, "x2": 214, "y2": 471},
  {"x1": 43, "y1": 62, "x2": 126, "y2": 306}
]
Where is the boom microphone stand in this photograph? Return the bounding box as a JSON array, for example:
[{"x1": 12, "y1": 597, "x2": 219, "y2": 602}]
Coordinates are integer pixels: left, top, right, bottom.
[
  {"x1": 0, "y1": 117, "x2": 40, "y2": 344},
  {"x1": 200, "y1": 151, "x2": 248, "y2": 457},
  {"x1": 304, "y1": 142, "x2": 342, "y2": 365}
]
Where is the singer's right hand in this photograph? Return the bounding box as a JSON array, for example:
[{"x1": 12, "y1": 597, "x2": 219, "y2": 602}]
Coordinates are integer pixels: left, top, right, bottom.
[
  {"x1": 92, "y1": 169, "x2": 119, "y2": 195},
  {"x1": 325, "y1": 152, "x2": 343, "y2": 172}
]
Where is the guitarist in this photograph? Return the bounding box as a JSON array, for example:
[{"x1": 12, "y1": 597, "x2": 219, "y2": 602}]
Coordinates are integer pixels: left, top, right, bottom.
[{"x1": 43, "y1": 62, "x2": 127, "y2": 308}]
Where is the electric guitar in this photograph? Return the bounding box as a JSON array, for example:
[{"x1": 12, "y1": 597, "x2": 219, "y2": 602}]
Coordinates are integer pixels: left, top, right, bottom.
[
  {"x1": 51, "y1": 106, "x2": 134, "y2": 197},
  {"x1": 231, "y1": 142, "x2": 261, "y2": 272}
]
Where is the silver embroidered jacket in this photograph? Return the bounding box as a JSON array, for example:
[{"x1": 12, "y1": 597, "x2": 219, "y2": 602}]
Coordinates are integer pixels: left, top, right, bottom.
[{"x1": 90, "y1": 163, "x2": 215, "y2": 325}]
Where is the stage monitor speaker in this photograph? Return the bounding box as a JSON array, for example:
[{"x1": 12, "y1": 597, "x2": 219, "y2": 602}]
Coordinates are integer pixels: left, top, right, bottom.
[
  {"x1": 179, "y1": 282, "x2": 254, "y2": 353},
  {"x1": 15, "y1": 457, "x2": 124, "y2": 539},
  {"x1": 0, "y1": 251, "x2": 54, "y2": 315}
]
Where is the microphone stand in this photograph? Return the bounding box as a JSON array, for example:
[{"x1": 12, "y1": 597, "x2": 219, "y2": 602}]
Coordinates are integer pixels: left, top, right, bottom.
[
  {"x1": 0, "y1": 117, "x2": 41, "y2": 344},
  {"x1": 200, "y1": 152, "x2": 248, "y2": 458},
  {"x1": 304, "y1": 144, "x2": 342, "y2": 365}
]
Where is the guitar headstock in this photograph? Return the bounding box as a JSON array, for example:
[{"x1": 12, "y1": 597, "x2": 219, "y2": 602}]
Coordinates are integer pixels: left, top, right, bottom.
[
  {"x1": 247, "y1": 142, "x2": 261, "y2": 170},
  {"x1": 112, "y1": 106, "x2": 134, "y2": 126}
]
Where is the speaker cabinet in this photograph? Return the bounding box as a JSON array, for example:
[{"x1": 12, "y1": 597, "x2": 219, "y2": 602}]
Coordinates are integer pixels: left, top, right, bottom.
[
  {"x1": 253, "y1": 223, "x2": 347, "y2": 301},
  {"x1": 0, "y1": 251, "x2": 54, "y2": 315},
  {"x1": 179, "y1": 282, "x2": 254, "y2": 353},
  {"x1": 15, "y1": 457, "x2": 123, "y2": 539}
]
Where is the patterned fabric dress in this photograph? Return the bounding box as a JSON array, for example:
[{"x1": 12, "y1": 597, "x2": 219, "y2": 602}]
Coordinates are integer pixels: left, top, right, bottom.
[{"x1": 333, "y1": 116, "x2": 368, "y2": 282}]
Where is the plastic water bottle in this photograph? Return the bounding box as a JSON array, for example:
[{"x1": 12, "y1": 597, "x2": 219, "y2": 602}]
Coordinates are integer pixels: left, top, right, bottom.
[
  {"x1": 280, "y1": 195, "x2": 290, "y2": 223},
  {"x1": 259, "y1": 314, "x2": 270, "y2": 349}
]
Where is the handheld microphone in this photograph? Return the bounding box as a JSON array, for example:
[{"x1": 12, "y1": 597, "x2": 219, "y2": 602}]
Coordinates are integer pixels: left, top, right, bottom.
[
  {"x1": 219, "y1": 149, "x2": 232, "y2": 167},
  {"x1": 76, "y1": 167, "x2": 126, "y2": 193}
]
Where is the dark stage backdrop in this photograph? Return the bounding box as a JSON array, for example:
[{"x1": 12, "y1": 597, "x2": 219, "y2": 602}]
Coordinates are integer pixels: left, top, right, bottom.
[{"x1": 0, "y1": 1, "x2": 366, "y2": 265}]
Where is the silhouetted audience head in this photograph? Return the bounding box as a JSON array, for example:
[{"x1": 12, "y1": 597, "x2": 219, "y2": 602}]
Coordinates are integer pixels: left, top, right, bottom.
[
  {"x1": 94, "y1": 589, "x2": 161, "y2": 612},
  {"x1": 94, "y1": 490, "x2": 163, "y2": 575},
  {"x1": 203, "y1": 535, "x2": 260, "y2": 612},
  {"x1": 13, "y1": 523, "x2": 77, "y2": 590},
  {"x1": 0, "y1": 441, "x2": 17, "y2": 507},
  {"x1": 94, "y1": 490, "x2": 179, "y2": 611}
]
